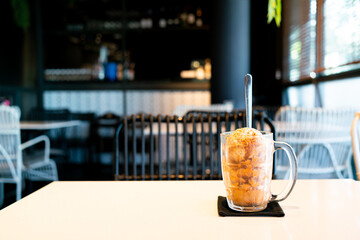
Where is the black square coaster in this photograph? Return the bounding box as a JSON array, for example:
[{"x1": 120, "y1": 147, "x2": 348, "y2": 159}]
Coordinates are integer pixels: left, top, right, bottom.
[{"x1": 218, "y1": 196, "x2": 285, "y2": 217}]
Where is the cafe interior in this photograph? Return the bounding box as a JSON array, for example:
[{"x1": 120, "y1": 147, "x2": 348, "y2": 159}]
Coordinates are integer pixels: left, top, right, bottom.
[{"x1": 1, "y1": 0, "x2": 360, "y2": 239}]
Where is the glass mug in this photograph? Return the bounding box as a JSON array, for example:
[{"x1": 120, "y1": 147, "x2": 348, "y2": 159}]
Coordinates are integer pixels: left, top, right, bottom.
[{"x1": 221, "y1": 131, "x2": 297, "y2": 212}]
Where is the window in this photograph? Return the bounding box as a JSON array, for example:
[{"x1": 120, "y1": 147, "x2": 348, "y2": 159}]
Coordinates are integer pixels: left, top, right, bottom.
[{"x1": 283, "y1": 0, "x2": 360, "y2": 82}]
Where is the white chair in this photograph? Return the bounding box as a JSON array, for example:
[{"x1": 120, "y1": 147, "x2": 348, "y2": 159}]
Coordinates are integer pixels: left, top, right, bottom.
[
  {"x1": 274, "y1": 106, "x2": 355, "y2": 179},
  {"x1": 351, "y1": 112, "x2": 360, "y2": 180},
  {"x1": 0, "y1": 106, "x2": 58, "y2": 207}
]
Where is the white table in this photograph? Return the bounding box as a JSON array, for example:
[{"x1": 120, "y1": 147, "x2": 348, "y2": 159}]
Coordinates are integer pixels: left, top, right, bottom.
[
  {"x1": 20, "y1": 120, "x2": 82, "y2": 130},
  {"x1": 0, "y1": 180, "x2": 359, "y2": 240}
]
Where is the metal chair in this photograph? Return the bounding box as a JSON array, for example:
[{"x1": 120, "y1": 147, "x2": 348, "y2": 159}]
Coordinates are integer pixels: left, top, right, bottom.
[
  {"x1": 351, "y1": 112, "x2": 360, "y2": 180},
  {"x1": 254, "y1": 105, "x2": 281, "y2": 120},
  {"x1": 172, "y1": 103, "x2": 234, "y2": 117},
  {"x1": 27, "y1": 108, "x2": 73, "y2": 162},
  {"x1": 113, "y1": 111, "x2": 275, "y2": 181},
  {"x1": 0, "y1": 106, "x2": 58, "y2": 207},
  {"x1": 94, "y1": 112, "x2": 121, "y2": 164},
  {"x1": 67, "y1": 112, "x2": 97, "y2": 164},
  {"x1": 274, "y1": 106, "x2": 355, "y2": 179}
]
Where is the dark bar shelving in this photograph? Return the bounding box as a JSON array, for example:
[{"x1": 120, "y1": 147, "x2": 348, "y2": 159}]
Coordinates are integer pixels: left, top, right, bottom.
[
  {"x1": 40, "y1": 0, "x2": 212, "y2": 88},
  {"x1": 43, "y1": 79, "x2": 210, "y2": 91}
]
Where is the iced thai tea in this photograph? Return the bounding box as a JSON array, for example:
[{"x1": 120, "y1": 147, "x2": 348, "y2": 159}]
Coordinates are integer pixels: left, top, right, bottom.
[{"x1": 221, "y1": 128, "x2": 274, "y2": 212}]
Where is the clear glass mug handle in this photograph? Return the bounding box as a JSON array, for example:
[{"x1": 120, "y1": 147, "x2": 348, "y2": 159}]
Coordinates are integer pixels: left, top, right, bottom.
[{"x1": 271, "y1": 141, "x2": 298, "y2": 202}]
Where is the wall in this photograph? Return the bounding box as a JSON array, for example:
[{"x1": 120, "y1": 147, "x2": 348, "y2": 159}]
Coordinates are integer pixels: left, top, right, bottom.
[
  {"x1": 44, "y1": 90, "x2": 211, "y2": 116},
  {"x1": 319, "y1": 76, "x2": 360, "y2": 110},
  {"x1": 284, "y1": 84, "x2": 316, "y2": 107}
]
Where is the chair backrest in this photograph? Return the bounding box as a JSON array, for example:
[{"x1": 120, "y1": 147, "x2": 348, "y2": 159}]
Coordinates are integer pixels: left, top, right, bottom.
[
  {"x1": 351, "y1": 112, "x2": 360, "y2": 180},
  {"x1": 28, "y1": 108, "x2": 73, "y2": 147},
  {"x1": 28, "y1": 108, "x2": 72, "y2": 121},
  {"x1": 254, "y1": 105, "x2": 281, "y2": 120},
  {"x1": 95, "y1": 112, "x2": 121, "y2": 153},
  {"x1": 274, "y1": 106, "x2": 355, "y2": 179},
  {"x1": 0, "y1": 106, "x2": 22, "y2": 181},
  {"x1": 70, "y1": 112, "x2": 97, "y2": 140},
  {"x1": 173, "y1": 103, "x2": 234, "y2": 117},
  {"x1": 113, "y1": 111, "x2": 275, "y2": 181}
]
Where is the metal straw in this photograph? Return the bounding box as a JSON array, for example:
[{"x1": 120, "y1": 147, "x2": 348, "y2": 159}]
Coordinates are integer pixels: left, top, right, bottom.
[{"x1": 244, "y1": 74, "x2": 252, "y2": 128}]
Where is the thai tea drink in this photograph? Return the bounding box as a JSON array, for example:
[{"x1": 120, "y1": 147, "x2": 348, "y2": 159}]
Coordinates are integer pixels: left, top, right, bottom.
[{"x1": 221, "y1": 128, "x2": 274, "y2": 212}]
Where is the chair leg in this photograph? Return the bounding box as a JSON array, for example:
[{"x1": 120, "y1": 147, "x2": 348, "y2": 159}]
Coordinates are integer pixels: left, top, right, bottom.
[
  {"x1": 346, "y1": 163, "x2": 354, "y2": 179},
  {"x1": 16, "y1": 180, "x2": 22, "y2": 201},
  {"x1": 0, "y1": 183, "x2": 4, "y2": 208},
  {"x1": 51, "y1": 161, "x2": 59, "y2": 181}
]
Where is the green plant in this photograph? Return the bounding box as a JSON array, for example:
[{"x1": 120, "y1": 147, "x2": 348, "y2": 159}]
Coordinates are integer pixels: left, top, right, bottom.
[
  {"x1": 267, "y1": 0, "x2": 281, "y2": 27},
  {"x1": 11, "y1": 0, "x2": 30, "y2": 30}
]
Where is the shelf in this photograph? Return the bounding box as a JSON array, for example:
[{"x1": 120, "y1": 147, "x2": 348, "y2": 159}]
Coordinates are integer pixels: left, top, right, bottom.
[
  {"x1": 127, "y1": 25, "x2": 210, "y2": 32},
  {"x1": 45, "y1": 25, "x2": 210, "y2": 36},
  {"x1": 44, "y1": 79, "x2": 210, "y2": 91},
  {"x1": 44, "y1": 30, "x2": 125, "y2": 36},
  {"x1": 41, "y1": 0, "x2": 212, "y2": 94}
]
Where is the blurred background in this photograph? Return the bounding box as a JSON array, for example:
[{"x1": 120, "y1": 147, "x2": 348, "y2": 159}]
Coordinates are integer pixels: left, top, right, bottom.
[
  {"x1": 3, "y1": 0, "x2": 359, "y2": 119},
  {"x1": 0, "y1": 0, "x2": 283, "y2": 117},
  {"x1": 1, "y1": 0, "x2": 360, "y2": 206}
]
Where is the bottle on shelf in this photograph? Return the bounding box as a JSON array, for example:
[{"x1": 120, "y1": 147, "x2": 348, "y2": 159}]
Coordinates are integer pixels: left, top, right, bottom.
[
  {"x1": 180, "y1": 58, "x2": 211, "y2": 80},
  {"x1": 104, "y1": 21, "x2": 122, "y2": 30},
  {"x1": 104, "y1": 44, "x2": 122, "y2": 82},
  {"x1": 117, "y1": 63, "x2": 124, "y2": 81},
  {"x1": 179, "y1": 10, "x2": 187, "y2": 26},
  {"x1": 123, "y1": 51, "x2": 135, "y2": 81},
  {"x1": 94, "y1": 45, "x2": 108, "y2": 81},
  {"x1": 204, "y1": 58, "x2": 211, "y2": 80},
  {"x1": 187, "y1": 13, "x2": 195, "y2": 25},
  {"x1": 159, "y1": 6, "x2": 167, "y2": 28},
  {"x1": 141, "y1": 8, "x2": 153, "y2": 29},
  {"x1": 147, "y1": 9, "x2": 153, "y2": 28},
  {"x1": 114, "y1": 50, "x2": 124, "y2": 81},
  {"x1": 105, "y1": 62, "x2": 118, "y2": 82},
  {"x1": 167, "y1": 18, "x2": 174, "y2": 26},
  {"x1": 173, "y1": 17, "x2": 180, "y2": 26},
  {"x1": 186, "y1": 6, "x2": 196, "y2": 26},
  {"x1": 128, "y1": 63, "x2": 135, "y2": 80},
  {"x1": 196, "y1": 7, "x2": 203, "y2": 27}
]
